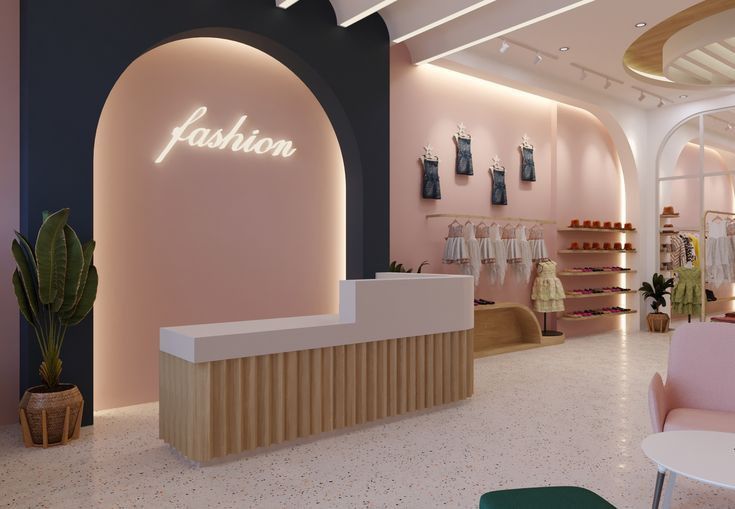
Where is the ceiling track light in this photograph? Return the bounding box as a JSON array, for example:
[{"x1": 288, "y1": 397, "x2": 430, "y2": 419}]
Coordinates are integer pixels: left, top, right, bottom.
[
  {"x1": 727, "y1": 123, "x2": 733, "y2": 131},
  {"x1": 579, "y1": 69, "x2": 587, "y2": 80},
  {"x1": 533, "y1": 53, "x2": 543, "y2": 65},
  {"x1": 635, "y1": 22, "x2": 647, "y2": 28},
  {"x1": 499, "y1": 40, "x2": 510, "y2": 54},
  {"x1": 638, "y1": 91, "x2": 646, "y2": 102},
  {"x1": 603, "y1": 78, "x2": 611, "y2": 90},
  {"x1": 657, "y1": 98, "x2": 664, "y2": 108}
]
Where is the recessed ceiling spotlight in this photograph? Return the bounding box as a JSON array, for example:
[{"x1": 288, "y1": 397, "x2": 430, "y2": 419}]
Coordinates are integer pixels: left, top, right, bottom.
[
  {"x1": 559, "y1": 46, "x2": 570, "y2": 52},
  {"x1": 635, "y1": 22, "x2": 647, "y2": 28},
  {"x1": 534, "y1": 53, "x2": 543, "y2": 65},
  {"x1": 579, "y1": 69, "x2": 587, "y2": 80},
  {"x1": 657, "y1": 98, "x2": 664, "y2": 108},
  {"x1": 604, "y1": 78, "x2": 611, "y2": 90},
  {"x1": 638, "y1": 91, "x2": 646, "y2": 102},
  {"x1": 727, "y1": 123, "x2": 733, "y2": 131},
  {"x1": 499, "y1": 40, "x2": 510, "y2": 54},
  {"x1": 679, "y1": 94, "x2": 688, "y2": 99}
]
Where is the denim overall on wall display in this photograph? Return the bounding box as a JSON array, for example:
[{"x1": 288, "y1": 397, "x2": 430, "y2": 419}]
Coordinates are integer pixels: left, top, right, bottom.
[
  {"x1": 422, "y1": 158, "x2": 441, "y2": 199},
  {"x1": 455, "y1": 136, "x2": 473, "y2": 175},
  {"x1": 521, "y1": 146, "x2": 536, "y2": 181},
  {"x1": 491, "y1": 168, "x2": 507, "y2": 205}
]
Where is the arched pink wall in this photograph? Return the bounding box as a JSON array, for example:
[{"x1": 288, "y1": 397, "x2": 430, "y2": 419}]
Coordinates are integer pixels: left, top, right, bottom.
[
  {"x1": 390, "y1": 44, "x2": 629, "y2": 337},
  {"x1": 94, "y1": 38, "x2": 345, "y2": 410},
  {"x1": 0, "y1": 0, "x2": 20, "y2": 425}
]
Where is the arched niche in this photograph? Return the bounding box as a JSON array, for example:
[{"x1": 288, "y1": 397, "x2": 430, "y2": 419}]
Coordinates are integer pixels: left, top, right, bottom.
[{"x1": 93, "y1": 37, "x2": 346, "y2": 410}]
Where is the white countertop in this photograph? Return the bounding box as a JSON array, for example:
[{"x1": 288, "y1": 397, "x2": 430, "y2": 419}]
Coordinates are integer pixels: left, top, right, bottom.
[{"x1": 160, "y1": 273, "x2": 474, "y2": 363}]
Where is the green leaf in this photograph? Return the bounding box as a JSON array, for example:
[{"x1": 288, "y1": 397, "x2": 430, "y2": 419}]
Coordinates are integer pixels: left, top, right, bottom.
[
  {"x1": 59, "y1": 225, "x2": 84, "y2": 314},
  {"x1": 11, "y1": 239, "x2": 38, "y2": 316},
  {"x1": 12, "y1": 270, "x2": 34, "y2": 325},
  {"x1": 35, "y1": 208, "x2": 69, "y2": 305},
  {"x1": 62, "y1": 266, "x2": 98, "y2": 326},
  {"x1": 417, "y1": 261, "x2": 429, "y2": 274}
]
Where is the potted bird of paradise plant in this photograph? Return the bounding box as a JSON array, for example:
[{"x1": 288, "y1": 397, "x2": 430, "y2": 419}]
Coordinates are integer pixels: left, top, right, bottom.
[
  {"x1": 639, "y1": 273, "x2": 674, "y2": 333},
  {"x1": 12, "y1": 208, "x2": 98, "y2": 447}
]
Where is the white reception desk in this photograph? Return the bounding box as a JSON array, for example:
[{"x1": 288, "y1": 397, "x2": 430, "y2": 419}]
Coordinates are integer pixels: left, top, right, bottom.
[{"x1": 160, "y1": 273, "x2": 475, "y2": 462}]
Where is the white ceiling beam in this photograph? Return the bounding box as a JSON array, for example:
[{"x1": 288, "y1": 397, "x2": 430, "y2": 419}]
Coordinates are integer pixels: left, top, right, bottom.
[
  {"x1": 331, "y1": 0, "x2": 398, "y2": 28},
  {"x1": 405, "y1": 0, "x2": 596, "y2": 65},
  {"x1": 275, "y1": 0, "x2": 300, "y2": 8},
  {"x1": 380, "y1": 0, "x2": 498, "y2": 44}
]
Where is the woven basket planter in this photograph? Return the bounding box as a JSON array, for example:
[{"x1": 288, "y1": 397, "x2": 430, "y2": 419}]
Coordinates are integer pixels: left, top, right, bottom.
[
  {"x1": 646, "y1": 313, "x2": 670, "y2": 333},
  {"x1": 18, "y1": 384, "x2": 83, "y2": 448}
]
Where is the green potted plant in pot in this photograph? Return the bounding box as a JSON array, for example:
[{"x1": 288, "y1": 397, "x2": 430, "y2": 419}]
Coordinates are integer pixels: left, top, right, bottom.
[
  {"x1": 639, "y1": 273, "x2": 674, "y2": 333},
  {"x1": 12, "y1": 208, "x2": 98, "y2": 447}
]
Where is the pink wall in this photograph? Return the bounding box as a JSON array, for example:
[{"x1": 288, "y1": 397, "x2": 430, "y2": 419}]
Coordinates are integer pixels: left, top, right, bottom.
[
  {"x1": 390, "y1": 44, "x2": 630, "y2": 337},
  {"x1": 0, "y1": 0, "x2": 20, "y2": 425},
  {"x1": 93, "y1": 38, "x2": 345, "y2": 410}
]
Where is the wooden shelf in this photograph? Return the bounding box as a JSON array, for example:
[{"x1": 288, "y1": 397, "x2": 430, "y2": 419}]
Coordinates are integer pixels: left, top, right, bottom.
[
  {"x1": 706, "y1": 296, "x2": 735, "y2": 303},
  {"x1": 559, "y1": 249, "x2": 637, "y2": 254},
  {"x1": 559, "y1": 310, "x2": 638, "y2": 321},
  {"x1": 660, "y1": 214, "x2": 680, "y2": 218},
  {"x1": 565, "y1": 290, "x2": 637, "y2": 299},
  {"x1": 558, "y1": 270, "x2": 636, "y2": 276},
  {"x1": 558, "y1": 227, "x2": 636, "y2": 233},
  {"x1": 473, "y1": 303, "x2": 563, "y2": 358}
]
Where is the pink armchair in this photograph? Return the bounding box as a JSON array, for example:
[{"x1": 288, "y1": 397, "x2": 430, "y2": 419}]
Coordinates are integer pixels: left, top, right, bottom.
[{"x1": 649, "y1": 323, "x2": 735, "y2": 433}]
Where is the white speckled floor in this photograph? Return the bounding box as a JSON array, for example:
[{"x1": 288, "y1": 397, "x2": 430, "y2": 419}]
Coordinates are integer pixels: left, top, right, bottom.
[{"x1": 1, "y1": 329, "x2": 734, "y2": 508}]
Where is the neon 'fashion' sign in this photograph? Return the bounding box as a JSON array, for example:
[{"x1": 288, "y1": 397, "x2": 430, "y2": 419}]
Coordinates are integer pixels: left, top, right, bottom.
[{"x1": 155, "y1": 106, "x2": 296, "y2": 163}]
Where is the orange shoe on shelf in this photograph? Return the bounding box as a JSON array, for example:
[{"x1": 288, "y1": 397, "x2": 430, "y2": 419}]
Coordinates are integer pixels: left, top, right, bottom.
[
  {"x1": 624, "y1": 242, "x2": 634, "y2": 251},
  {"x1": 583, "y1": 220, "x2": 592, "y2": 228},
  {"x1": 614, "y1": 242, "x2": 623, "y2": 250},
  {"x1": 570, "y1": 242, "x2": 580, "y2": 250},
  {"x1": 624, "y1": 222, "x2": 634, "y2": 230},
  {"x1": 662, "y1": 206, "x2": 676, "y2": 215},
  {"x1": 603, "y1": 221, "x2": 612, "y2": 229},
  {"x1": 614, "y1": 221, "x2": 622, "y2": 230},
  {"x1": 570, "y1": 219, "x2": 581, "y2": 228},
  {"x1": 583, "y1": 242, "x2": 592, "y2": 250},
  {"x1": 592, "y1": 220, "x2": 601, "y2": 228},
  {"x1": 592, "y1": 242, "x2": 601, "y2": 250},
  {"x1": 603, "y1": 242, "x2": 612, "y2": 250}
]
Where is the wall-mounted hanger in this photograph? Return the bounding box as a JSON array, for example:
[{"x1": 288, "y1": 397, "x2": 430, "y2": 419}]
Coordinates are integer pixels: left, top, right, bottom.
[
  {"x1": 490, "y1": 155, "x2": 504, "y2": 172},
  {"x1": 520, "y1": 134, "x2": 533, "y2": 150},
  {"x1": 455, "y1": 122, "x2": 471, "y2": 139},
  {"x1": 421, "y1": 143, "x2": 438, "y2": 161}
]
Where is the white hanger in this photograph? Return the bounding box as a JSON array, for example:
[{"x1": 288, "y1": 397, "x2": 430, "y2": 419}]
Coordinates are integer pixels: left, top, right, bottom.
[
  {"x1": 520, "y1": 134, "x2": 533, "y2": 149},
  {"x1": 456, "y1": 122, "x2": 470, "y2": 139},
  {"x1": 490, "y1": 155, "x2": 504, "y2": 171},
  {"x1": 421, "y1": 143, "x2": 438, "y2": 161}
]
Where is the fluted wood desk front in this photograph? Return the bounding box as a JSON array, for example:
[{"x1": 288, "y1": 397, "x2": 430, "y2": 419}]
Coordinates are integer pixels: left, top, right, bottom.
[{"x1": 159, "y1": 274, "x2": 474, "y2": 462}]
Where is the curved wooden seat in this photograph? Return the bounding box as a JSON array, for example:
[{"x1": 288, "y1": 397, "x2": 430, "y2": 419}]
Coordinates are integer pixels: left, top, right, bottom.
[{"x1": 473, "y1": 303, "x2": 563, "y2": 357}]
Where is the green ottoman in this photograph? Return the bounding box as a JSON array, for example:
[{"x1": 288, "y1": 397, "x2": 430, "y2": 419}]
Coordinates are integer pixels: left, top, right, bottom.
[{"x1": 479, "y1": 486, "x2": 616, "y2": 509}]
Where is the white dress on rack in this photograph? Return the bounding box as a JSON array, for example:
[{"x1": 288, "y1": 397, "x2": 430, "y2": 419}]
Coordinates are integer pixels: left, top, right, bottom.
[
  {"x1": 485, "y1": 224, "x2": 507, "y2": 285},
  {"x1": 706, "y1": 219, "x2": 733, "y2": 287},
  {"x1": 443, "y1": 222, "x2": 468, "y2": 264},
  {"x1": 528, "y1": 225, "x2": 548, "y2": 261},
  {"x1": 514, "y1": 225, "x2": 533, "y2": 284},
  {"x1": 462, "y1": 222, "x2": 482, "y2": 286}
]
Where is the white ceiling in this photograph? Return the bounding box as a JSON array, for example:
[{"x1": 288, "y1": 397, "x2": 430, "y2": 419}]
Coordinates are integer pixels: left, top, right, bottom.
[{"x1": 278, "y1": 0, "x2": 735, "y2": 110}]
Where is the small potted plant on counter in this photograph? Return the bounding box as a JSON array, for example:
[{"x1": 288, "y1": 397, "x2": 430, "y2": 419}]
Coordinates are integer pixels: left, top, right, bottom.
[
  {"x1": 388, "y1": 260, "x2": 429, "y2": 273},
  {"x1": 639, "y1": 273, "x2": 674, "y2": 333},
  {"x1": 12, "y1": 208, "x2": 98, "y2": 447}
]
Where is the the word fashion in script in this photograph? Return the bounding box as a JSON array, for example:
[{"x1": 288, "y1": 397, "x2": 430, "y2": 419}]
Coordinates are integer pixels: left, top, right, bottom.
[{"x1": 155, "y1": 106, "x2": 297, "y2": 163}]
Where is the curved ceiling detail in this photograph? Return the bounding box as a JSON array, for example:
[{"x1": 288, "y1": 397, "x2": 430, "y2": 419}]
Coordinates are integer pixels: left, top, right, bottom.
[
  {"x1": 663, "y1": 8, "x2": 735, "y2": 85},
  {"x1": 623, "y1": 0, "x2": 735, "y2": 85}
]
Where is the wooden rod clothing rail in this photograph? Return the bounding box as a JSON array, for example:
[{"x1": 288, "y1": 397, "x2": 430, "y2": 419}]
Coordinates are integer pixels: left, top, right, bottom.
[
  {"x1": 425, "y1": 213, "x2": 556, "y2": 225},
  {"x1": 700, "y1": 210, "x2": 735, "y2": 322}
]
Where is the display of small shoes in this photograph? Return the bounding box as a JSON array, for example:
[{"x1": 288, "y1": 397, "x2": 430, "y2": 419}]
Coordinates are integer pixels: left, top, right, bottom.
[
  {"x1": 565, "y1": 266, "x2": 632, "y2": 273},
  {"x1": 564, "y1": 306, "x2": 631, "y2": 318},
  {"x1": 566, "y1": 286, "x2": 631, "y2": 296},
  {"x1": 473, "y1": 298, "x2": 495, "y2": 306}
]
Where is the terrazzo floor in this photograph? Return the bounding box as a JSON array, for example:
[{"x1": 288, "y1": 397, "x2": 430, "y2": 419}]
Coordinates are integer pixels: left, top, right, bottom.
[{"x1": 2, "y1": 329, "x2": 734, "y2": 508}]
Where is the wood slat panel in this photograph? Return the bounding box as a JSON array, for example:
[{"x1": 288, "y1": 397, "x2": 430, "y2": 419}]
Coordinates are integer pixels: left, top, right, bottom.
[
  {"x1": 345, "y1": 344, "x2": 357, "y2": 427},
  {"x1": 310, "y1": 349, "x2": 322, "y2": 434},
  {"x1": 407, "y1": 337, "x2": 417, "y2": 412},
  {"x1": 322, "y1": 348, "x2": 334, "y2": 433},
  {"x1": 334, "y1": 345, "x2": 346, "y2": 429},
  {"x1": 356, "y1": 342, "x2": 367, "y2": 425},
  {"x1": 272, "y1": 353, "x2": 285, "y2": 445},
  {"x1": 285, "y1": 352, "x2": 298, "y2": 441},
  {"x1": 159, "y1": 329, "x2": 475, "y2": 462},
  {"x1": 298, "y1": 350, "x2": 311, "y2": 437}
]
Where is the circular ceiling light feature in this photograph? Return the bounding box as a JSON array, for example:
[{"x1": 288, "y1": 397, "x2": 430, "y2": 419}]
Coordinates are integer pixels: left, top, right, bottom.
[
  {"x1": 635, "y1": 22, "x2": 647, "y2": 28},
  {"x1": 679, "y1": 94, "x2": 688, "y2": 99},
  {"x1": 559, "y1": 46, "x2": 570, "y2": 52}
]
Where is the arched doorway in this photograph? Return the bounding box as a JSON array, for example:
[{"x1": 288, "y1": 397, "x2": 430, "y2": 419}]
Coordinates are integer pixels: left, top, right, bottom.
[{"x1": 93, "y1": 37, "x2": 346, "y2": 410}]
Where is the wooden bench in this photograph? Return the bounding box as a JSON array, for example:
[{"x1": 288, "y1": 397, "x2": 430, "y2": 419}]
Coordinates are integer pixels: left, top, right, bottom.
[{"x1": 473, "y1": 303, "x2": 564, "y2": 357}]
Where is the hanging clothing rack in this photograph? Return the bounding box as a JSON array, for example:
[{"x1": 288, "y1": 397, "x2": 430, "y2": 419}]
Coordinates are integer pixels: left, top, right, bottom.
[
  {"x1": 425, "y1": 213, "x2": 556, "y2": 225},
  {"x1": 700, "y1": 209, "x2": 735, "y2": 321}
]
